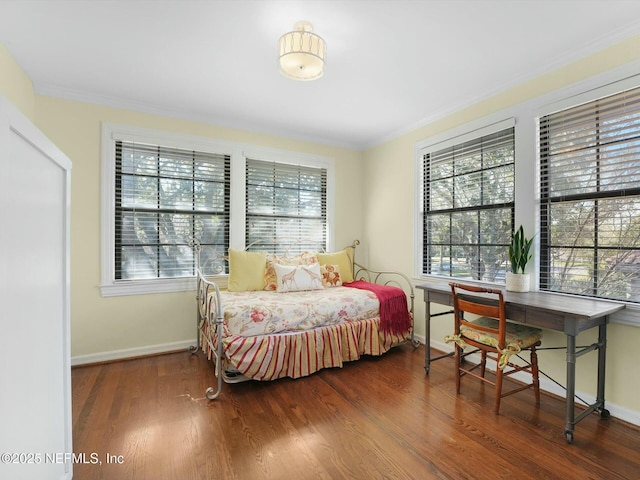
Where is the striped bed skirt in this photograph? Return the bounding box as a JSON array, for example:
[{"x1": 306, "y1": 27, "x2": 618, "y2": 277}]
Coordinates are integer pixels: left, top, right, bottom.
[{"x1": 201, "y1": 317, "x2": 411, "y2": 381}]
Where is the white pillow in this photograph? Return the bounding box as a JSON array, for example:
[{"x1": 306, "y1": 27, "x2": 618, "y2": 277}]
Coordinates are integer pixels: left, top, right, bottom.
[{"x1": 274, "y1": 263, "x2": 324, "y2": 293}]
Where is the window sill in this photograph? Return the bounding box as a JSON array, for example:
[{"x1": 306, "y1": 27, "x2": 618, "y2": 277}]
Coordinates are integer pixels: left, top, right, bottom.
[
  {"x1": 100, "y1": 275, "x2": 227, "y2": 297},
  {"x1": 609, "y1": 303, "x2": 640, "y2": 328}
]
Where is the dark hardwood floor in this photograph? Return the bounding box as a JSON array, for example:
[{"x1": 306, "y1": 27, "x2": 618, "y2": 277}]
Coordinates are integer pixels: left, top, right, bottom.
[{"x1": 72, "y1": 345, "x2": 640, "y2": 479}]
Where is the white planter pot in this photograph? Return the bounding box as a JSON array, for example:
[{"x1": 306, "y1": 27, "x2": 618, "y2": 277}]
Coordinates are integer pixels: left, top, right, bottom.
[{"x1": 506, "y1": 272, "x2": 530, "y2": 292}]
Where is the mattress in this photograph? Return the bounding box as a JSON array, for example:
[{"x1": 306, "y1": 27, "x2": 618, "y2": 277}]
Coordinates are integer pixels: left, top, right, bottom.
[{"x1": 220, "y1": 286, "x2": 380, "y2": 337}]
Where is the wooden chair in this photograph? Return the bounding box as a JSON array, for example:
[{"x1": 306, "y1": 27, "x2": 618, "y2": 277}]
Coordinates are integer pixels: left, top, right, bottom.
[{"x1": 446, "y1": 283, "x2": 543, "y2": 414}]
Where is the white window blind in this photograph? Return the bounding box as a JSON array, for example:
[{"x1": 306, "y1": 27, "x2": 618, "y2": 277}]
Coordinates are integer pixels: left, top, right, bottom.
[
  {"x1": 245, "y1": 159, "x2": 327, "y2": 254},
  {"x1": 539, "y1": 86, "x2": 640, "y2": 302},
  {"x1": 422, "y1": 127, "x2": 515, "y2": 281},
  {"x1": 115, "y1": 141, "x2": 230, "y2": 279}
]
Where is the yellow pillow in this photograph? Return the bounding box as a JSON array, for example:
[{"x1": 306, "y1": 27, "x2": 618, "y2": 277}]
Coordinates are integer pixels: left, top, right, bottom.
[
  {"x1": 317, "y1": 248, "x2": 354, "y2": 283},
  {"x1": 227, "y1": 249, "x2": 267, "y2": 292}
]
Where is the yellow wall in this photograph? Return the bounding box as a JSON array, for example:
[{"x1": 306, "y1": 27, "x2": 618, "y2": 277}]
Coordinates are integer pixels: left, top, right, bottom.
[
  {"x1": 362, "y1": 34, "x2": 640, "y2": 415},
  {"x1": 32, "y1": 96, "x2": 364, "y2": 360},
  {"x1": 0, "y1": 44, "x2": 35, "y2": 120}
]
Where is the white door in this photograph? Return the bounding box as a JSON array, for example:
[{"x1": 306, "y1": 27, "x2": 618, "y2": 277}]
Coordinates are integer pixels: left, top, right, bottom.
[{"x1": 0, "y1": 97, "x2": 72, "y2": 480}]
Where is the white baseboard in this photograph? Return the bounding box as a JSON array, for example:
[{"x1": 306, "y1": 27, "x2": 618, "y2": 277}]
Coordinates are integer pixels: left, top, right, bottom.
[
  {"x1": 71, "y1": 339, "x2": 197, "y2": 366},
  {"x1": 421, "y1": 337, "x2": 640, "y2": 428}
]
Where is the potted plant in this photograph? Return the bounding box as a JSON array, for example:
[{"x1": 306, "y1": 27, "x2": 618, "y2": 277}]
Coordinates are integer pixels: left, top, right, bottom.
[{"x1": 506, "y1": 225, "x2": 534, "y2": 292}]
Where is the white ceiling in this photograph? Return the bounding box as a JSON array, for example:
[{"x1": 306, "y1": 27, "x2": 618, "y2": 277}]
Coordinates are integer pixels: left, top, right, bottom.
[{"x1": 2, "y1": 0, "x2": 640, "y2": 149}]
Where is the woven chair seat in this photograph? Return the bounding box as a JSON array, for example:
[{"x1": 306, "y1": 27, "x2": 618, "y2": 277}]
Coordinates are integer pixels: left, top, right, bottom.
[{"x1": 461, "y1": 316, "x2": 542, "y2": 350}]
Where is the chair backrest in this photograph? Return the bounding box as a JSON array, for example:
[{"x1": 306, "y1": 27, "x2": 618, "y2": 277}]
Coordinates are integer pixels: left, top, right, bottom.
[{"x1": 449, "y1": 283, "x2": 507, "y2": 348}]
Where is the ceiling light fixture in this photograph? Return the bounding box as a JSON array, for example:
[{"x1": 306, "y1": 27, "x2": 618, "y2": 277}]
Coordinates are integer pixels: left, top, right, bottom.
[{"x1": 278, "y1": 21, "x2": 326, "y2": 81}]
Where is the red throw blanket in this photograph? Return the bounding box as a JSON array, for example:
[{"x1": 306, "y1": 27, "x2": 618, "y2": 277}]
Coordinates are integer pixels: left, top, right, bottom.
[{"x1": 343, "y1": 280, "x2": 411, "y2": 335}]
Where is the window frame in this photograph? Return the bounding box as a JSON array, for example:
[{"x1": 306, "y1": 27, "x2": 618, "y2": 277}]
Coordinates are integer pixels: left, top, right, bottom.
[
  {"x1": 245, "y1": 157, "x2": 328, "y2": 252},
  {"x1": 113, "y1": 140, "x2": 231, "y2": 282},
  {"x1": 415, "y1": 118, "x2": 516, "y2": 284},
  {"x1": 101, "y1": 124, "x2": 335, "y2": 296},
  {"x1": 538, "y1": 85, "x2": 640, "y2": 303}
]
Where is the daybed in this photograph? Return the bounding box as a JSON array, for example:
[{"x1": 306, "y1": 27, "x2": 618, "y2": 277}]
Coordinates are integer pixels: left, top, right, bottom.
[{"x1": 192, "y1": 240, "x2": 418, "y2": 400}]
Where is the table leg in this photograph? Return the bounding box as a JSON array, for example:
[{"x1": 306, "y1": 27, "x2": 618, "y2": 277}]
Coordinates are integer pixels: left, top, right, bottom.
[
  {"x1": 425, "y1": 299, "x2": 432, "y2": 373},
  {"x1": 564, "y1": 334, "x2": 576, "y2": 444},
  {"x1": 423, "y1": 295, "x2": 455, "y2": 375},
  {"x1": 596, "y1": 321, "x2": 610, "y2": 419}
]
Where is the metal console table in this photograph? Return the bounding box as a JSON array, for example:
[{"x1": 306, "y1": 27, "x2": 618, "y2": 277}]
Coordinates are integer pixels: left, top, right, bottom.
[{"x1": 416, "y1": 282, "x2": 625, "y2": 443}]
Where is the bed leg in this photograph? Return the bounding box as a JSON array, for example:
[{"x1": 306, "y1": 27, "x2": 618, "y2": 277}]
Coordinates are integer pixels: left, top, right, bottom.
[
  {"x1": 205, "y1": 381, "x2": 222, "y2": 401},
  {"x1": 411, "y1": 331, "x2": 420, "y2": 349},
  {"x1": 204, "y1": 313, "x2": 225, "y2": 400},
  {"x1": 190, "y1": 302, "x2": 200, "y2": 354},
  {"x1": 191, "y1": 285, "x2": 206, "y2": 355}
]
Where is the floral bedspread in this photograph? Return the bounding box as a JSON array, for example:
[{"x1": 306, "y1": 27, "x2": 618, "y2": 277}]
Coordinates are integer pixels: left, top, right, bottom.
[{"x1": 220, "y1": 286, "x2": 380, "y2": 336}]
